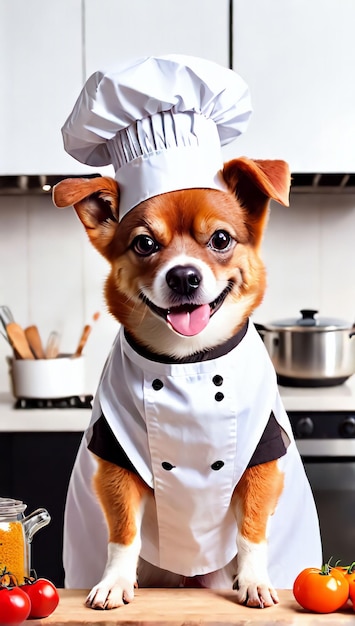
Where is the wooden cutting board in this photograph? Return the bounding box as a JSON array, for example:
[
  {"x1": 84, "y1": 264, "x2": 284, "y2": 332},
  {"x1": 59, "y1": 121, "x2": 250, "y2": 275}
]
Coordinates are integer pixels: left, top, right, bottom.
[{"x1": 26, "y1": 588, "x2": 355, "y2": 625}]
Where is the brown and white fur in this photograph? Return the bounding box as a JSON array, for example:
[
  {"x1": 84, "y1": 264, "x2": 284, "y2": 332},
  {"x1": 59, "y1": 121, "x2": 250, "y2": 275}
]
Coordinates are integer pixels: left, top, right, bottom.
[{"x1": 53, "y1": 157, "x2": 290, "y2": 610}]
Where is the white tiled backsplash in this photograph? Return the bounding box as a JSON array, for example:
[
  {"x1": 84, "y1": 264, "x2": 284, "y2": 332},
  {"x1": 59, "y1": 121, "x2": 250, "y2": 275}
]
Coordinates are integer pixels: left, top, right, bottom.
[{"x1": 0, "y1": 191, "x2": 354, "y2": 395}]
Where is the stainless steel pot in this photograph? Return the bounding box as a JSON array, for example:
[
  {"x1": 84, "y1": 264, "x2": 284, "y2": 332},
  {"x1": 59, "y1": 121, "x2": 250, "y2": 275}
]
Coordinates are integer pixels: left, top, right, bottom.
[{"x1": 256, "y1": 309, "x2": 355, "y2": 387}]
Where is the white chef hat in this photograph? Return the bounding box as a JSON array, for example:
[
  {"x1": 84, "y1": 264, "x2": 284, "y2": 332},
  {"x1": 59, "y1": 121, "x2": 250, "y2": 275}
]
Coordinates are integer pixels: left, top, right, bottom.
[{"x1": 62, "y1": 54, "x2": 252, "y2": 220}]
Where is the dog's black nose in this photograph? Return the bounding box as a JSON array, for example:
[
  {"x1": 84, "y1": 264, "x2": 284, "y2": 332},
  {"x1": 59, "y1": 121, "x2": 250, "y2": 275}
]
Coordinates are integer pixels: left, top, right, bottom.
[{"x1": 166, "y1": 265, "x2": 202, "y2": 296}]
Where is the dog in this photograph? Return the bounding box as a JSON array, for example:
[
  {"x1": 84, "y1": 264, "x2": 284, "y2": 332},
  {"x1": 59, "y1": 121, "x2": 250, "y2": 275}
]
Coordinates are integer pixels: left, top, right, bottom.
[{"x1": 53, "y1": 156, "x2": 309, "y2": 609}]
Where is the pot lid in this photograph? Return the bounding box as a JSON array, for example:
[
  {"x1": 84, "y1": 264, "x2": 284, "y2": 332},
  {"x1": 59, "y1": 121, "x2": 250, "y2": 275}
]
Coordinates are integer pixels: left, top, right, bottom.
[{"x1": 267, "y1": 309, "x2": 351, "y2": 331}]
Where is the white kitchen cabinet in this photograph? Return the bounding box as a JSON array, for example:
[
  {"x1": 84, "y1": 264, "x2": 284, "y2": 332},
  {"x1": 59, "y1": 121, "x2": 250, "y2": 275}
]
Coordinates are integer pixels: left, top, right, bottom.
[
  {"x1": 0, "y1": 0, "x2": 230, "y2": 176},
  {"x1": 0, "y1": 0, "x2": 94, "y2": 175},
  {"x1": 228, "y1": 0, "x2": 355, "y2": 172},
  {"x1": 84, "y1": 0, "x2": 230, "y2": 78},
  {"x1": 84, "y1": 0, "x2": 230, "y2": 169},
  {"x1": 84, "y1": 0, "x2": 229, "y2": 173}
]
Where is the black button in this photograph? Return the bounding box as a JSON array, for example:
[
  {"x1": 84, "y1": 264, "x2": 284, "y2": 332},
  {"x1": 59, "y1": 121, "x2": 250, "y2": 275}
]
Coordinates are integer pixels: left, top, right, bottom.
[
  {"x1": 152, "y1": 379, "x2": 164, "y2": 391},
  {"x1": 212, "y1": 375, "x2": 223, "y2": 386},
  {"x1": 211, "y1": 460, "x2": 224, "y2": 471},
  {"x1": 162, "y1": 461, "x2": 175, "y2": 471},
  {"x1": 215, "y1": 392, "x2": 224, "y2": 402}
]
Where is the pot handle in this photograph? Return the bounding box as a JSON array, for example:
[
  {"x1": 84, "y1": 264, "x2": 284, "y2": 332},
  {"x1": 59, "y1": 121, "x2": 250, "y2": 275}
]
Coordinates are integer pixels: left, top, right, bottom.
[
  {"x1": 350, "y1": 324, "x2": 355, "y2": 339},
  {"x1": 254, "y1": 323, "x2": 266, "y2": 341}
]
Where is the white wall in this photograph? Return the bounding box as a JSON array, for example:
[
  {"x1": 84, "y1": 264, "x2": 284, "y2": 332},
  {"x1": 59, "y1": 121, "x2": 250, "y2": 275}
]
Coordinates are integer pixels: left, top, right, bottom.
[
  {"x1": 0, "y1": 194, "x2": 119, "y2": 395},
  {"x1": 0, "y1": 191, "x2": 354, "y2": 395},
  {"x1": 258, "y1": 193, "x2": 355, "y2": 324}
]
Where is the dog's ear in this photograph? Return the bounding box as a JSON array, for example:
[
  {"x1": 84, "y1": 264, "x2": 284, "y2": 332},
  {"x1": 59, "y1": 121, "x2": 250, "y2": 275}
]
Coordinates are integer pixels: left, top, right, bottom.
[
  {"x1": 222, "y1": 157, "x2": 291, "y2": 246},
  {"x1": 52, "y1": 177, "x2": 119, "y2": 253}
]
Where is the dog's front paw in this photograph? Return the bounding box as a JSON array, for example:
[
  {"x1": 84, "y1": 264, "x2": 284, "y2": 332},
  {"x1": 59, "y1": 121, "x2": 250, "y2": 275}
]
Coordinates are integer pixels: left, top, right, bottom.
[
  {"x1": 86, "y1": 540, "x2": 140, "y2": 609},
  {"x1": 233, "y1": 574, "x2": 279, "y2": 608},
  {"x1": 233, "y1": 537, "x2": 279, "y2": 608},
  {"x1": 86, "y1": 575, "x2": 136, "y2": 609}
]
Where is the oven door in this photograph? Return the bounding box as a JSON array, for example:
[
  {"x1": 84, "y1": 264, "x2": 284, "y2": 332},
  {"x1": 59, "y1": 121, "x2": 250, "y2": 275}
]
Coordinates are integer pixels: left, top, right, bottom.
[{"x1": 296, "y1": 439, "x2": 355, "y2": 565}]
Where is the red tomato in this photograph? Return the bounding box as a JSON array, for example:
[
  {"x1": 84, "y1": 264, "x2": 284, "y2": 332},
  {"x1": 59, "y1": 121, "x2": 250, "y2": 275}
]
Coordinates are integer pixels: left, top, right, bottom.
[
  {"x1": 350, "y1": 584, "x2": 355, "y2": 610},
  {"x1": 345, "y1": 574, "x2": 355, "y2": 607},
  {"x1": 0, "y1": 586, "x2": 31, "y2": 624},
  {"x1": 340, "y1": 572, "x2": 355, "y2": 590},
  {"x1": 334, "y1": 564, "x2": 355, "y2": 605},
  {"x1": 21, "y1": 578, "x2": 59, "y2": 619},
  {"x1": 293, "y1": 566, "x2": 349, "y2": 613}
]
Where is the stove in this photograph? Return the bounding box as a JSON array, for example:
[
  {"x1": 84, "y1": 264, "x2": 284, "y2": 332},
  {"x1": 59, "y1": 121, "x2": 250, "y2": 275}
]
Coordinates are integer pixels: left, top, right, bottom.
[
  {"x1": 288, "y1": 410, "x2": 355, "y2": 458},
  {"x1": 280, "y1": 376, "x2": 355, "y2": 563},
  {"x1": 14, "y1": 395, "x2": 93, "y2": 410},
  {"x1": 279, "y1": 375, "x2": 355, "y2": 454}
]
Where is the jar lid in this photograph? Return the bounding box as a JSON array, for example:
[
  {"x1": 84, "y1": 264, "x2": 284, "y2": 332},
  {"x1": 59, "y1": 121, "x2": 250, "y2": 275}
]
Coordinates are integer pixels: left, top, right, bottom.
[
  {"x1": 267, "y1": 309, "x2": 350, "y2": 331},
  {"x1": 0, "y1": 497, "x2": 27, "y2": 517}
]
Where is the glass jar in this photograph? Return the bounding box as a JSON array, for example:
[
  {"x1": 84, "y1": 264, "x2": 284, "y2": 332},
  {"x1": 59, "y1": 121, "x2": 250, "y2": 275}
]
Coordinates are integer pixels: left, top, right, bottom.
[{"x1": 0, "y1": 498, "x2": 50, "y2": 584}]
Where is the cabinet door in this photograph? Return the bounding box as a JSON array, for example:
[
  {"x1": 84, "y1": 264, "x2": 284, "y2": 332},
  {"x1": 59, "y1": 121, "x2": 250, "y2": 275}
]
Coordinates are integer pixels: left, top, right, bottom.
[
  {"x1": 0, "y1": 0, "x2": 86, "y2": 174},
  {"x1": 0, "y1": 432, "x2": 83, "y2": 588},
  {"x1": 1, "y1": 0, "x2": 230, "y2": 175},
  {"x1": 228, "y1": 0, "x2": 355, "y2": 172},
  {"x1": 84, "y1": 0, "x2": 230, "y2": 78}
]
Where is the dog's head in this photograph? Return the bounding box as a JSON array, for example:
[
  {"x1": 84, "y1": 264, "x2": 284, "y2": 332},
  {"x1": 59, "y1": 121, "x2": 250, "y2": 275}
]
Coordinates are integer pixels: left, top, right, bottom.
[{"x1": 53, "y1": 157, "x2": 290, "y2": 357}]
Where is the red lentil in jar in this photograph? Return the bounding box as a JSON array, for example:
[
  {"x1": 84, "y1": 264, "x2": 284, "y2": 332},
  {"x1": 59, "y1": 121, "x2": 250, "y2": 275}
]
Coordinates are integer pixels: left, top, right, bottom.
[
  {"x1": 0, "y1": 499, "x2": 28, "y2": 584},
  {"x1": 0, "y1": 497, "x2": 50, "y2": 585},
  {"x1": 0, "y1": 518, "x2": 26, "y2": 583}
]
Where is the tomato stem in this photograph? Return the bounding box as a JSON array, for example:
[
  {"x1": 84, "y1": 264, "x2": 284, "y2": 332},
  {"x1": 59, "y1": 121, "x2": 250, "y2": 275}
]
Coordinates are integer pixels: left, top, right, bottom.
[
  {"x1": 320, "y1": 558, "x2": 334, "y2": 576},
  {"x1": 327, "y1": 558, "x2": 355, "y2": 575}
]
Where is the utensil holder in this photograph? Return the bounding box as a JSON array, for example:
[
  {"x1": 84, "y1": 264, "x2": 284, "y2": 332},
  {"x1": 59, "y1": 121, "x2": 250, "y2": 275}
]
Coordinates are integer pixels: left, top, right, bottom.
[{"x1": 9, "y1": 355, "x2": 86, "y2": 399}]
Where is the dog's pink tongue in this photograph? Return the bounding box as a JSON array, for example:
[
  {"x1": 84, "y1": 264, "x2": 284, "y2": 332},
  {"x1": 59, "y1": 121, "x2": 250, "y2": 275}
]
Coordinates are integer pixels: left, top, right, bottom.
[{"x1": 167, "y1": 304, "x2": 210, "y2": 336}]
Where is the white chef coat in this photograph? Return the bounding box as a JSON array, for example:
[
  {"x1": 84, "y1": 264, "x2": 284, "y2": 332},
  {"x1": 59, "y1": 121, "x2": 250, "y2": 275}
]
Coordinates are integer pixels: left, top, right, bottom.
[{"x1": 63, "y1": 321, "x2": 322, "y2": 588}]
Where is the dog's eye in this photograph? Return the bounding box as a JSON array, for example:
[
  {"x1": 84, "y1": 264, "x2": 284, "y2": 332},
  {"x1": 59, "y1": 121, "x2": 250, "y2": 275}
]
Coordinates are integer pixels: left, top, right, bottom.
[
  {"x1": 209, "y1": 230, "x2": 232, "y2": 251},
  {"x1": 131, "y1": 234, "x2": 159, "y2": 256}
]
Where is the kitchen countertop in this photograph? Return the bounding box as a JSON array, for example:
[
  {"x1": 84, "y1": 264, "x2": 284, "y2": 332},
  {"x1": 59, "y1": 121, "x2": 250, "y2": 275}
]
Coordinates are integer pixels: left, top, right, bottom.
[
  {"x1": 0, "y1": 391, "x2": 91, "y2": 432},
  {"x1": 26, "y1": 588, "x2": 355, "y2": 625},
  {"x1": 1, "y1": 375, "x2": 355, "y2": 432}
]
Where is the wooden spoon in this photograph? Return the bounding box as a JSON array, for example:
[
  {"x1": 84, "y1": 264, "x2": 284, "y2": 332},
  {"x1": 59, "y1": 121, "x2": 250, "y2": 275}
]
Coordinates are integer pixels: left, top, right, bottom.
[
  {"x1": 73, "y1": 324, "x2": 92, "y2": 357},
  {"x1": 6, "y1": 322, "x2": 35, "y2": 360},
  {"x1": 73, "y1": 312, "x2": 100, "y2": 358},
  {"x1": 25, "y1": 325, "x2": 45, "y2": 359}
]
